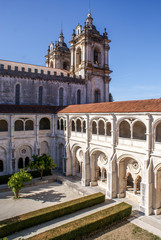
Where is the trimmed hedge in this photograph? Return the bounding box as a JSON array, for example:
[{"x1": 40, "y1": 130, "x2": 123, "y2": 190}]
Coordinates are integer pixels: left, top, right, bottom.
[
  {"x1": 28, "y1": 202, "x2": 132, "y2": 240},
  {"x1": 0, "y1": 192, "x2": 105, "y2": 238},
  {"x1": 0, "y1": 170, "x2": 51, "y2": 185}
]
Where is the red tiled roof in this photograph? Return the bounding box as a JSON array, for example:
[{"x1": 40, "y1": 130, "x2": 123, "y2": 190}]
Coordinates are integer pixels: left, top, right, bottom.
[
  {"x1": 0, "y1": 105, "x2": 65, "y2": 114},
  {"x1": 58, "y1": 99, "x2": 161, "y2": 114}
]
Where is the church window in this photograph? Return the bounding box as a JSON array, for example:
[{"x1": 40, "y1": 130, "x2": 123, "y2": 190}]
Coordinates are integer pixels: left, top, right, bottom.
[
  {"x1": 94, "y1": 48, "x2": 100, "y2": 65},
  {"x1": 133, "y1": 121, "x2": 146, "y2": 140},
  {"x1": 156, "y1": 122, "x2": 161, "y2": 142},
  {"x1": 106, "y1": 122, "x2": 111, "y2": 136},
  {"x1": 59, "y1": 88, "x2": 64, "y2": 106},
  {"x1": 57, "y1": 120, "x2": 60, "y2": 130},
  {"x1": 94, "y1": 89, "x2": 101, "y2": 103},
  {"x1": 15, "y1": 84, "x2": 20, "y2": 105},
  {"x1": 0, "y1": 160, "x2": 3, "y2": 172},
  {"x1": 72, "y1": 120, "x2": 75, "y2": 131},
  {"x1": 39, "y1": 118, "x2": 50, "y2": 130},
  {"x1": 15, "y1": 120, "x2": 24, "y2": 131},
  {"x1": 18, "y1": 158, "x2": 23, "y2": 169},
  {"x1": 60, "y1": 119, "x2": 64, "y2": 130},
  {"x1": 98, "y1": 120, "x2": 105, "y2": 135},
  {"x1": 39, "y1": 86, "x2": 43, "y2": 105},
  {"x1": 119, "y1": 120, "x2": 130, "y2": 138},
  {"x1": 83, "y1": 121, "x2": 86, "y2": 133},
  {"x1": 92, "y1": 121, "x2": 97, "y2": 134},
  {"x1": 25, "y1": 120, "x2": 34, "y2": 131},
  {"x1": 0, "y1": 120, "x2": 8, "y2": 132},
  {"x1": 25, "y1": 157, "x2": 30, "y2": 167},
  {"x1": 63, "y1": 62, "x2": 69, "y2": 70},
  {"x1": 77, "y1": 89, "x2": 81, "y2": 104},
  {"x1": 76, "y1": 48, "x2": 81, "y2": 66},
  {"x1": 76, "y1": 119, "x2": 81, "y2": 132}
]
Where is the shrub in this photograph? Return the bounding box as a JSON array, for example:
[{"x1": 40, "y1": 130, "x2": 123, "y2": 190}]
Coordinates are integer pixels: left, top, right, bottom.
[
  {"x1": 28, "y1": 202, "x2": 132, "y2": 240},
  {"x1": 29, "y1": 154, "x2": 56, "y2": 179},
  {"x1": 0, "y1": 192, "x2": 105, "y2": 238},
  {"x1": 8, "y1": 169, "x2": 32, "y2": 198}
]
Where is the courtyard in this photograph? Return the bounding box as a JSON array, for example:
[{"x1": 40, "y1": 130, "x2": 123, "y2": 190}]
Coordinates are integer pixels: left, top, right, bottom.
[{"x1": 0, "y1": 174, "x2": 161, "y2": 239}]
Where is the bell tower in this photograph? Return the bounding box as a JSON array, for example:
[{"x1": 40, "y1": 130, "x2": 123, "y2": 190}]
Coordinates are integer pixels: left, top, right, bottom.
[
  {"x1": 46, "y1": 30, "x2": 71, "y2": 70},
  {"x1": 70, "y1": 10, "x2": 112, "y2": 103}
]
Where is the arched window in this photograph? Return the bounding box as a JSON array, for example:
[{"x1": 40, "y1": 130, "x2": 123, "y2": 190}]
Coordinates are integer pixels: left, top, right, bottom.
[
  {"x1": 60, "y1": 119, "x2": 64, "y2": 130},
  {"x1": 25, "y1": 157, "x2": 30, "y2": 167},
  {"x1": 133, "y1": 121, "x2": 146, "y2": 140},
  {"x1": 0, "y1": 160, "x2": 3, "y2": 172},
  {"x1": 15, "y1": 120, "x2": 24, "y2": 131},
  {"x1": 92, "y1": 121, "x2": 97, "y2": 134},
  {"x1": 106, "y1": 122, "x2": 111, "y2": 136},
  {"x1": 94, "y1": 89, "x2": 101, "y2": 103},
  {"x1": 18, "y1": 158, "x2": 23, "y2": 169},
  {"x1": 77, "y1": 89, "x2": 81, "y2": 104},
  {"x1": 39, "y1": 118, "x2": 50, "y2": 130},
  {"x1": 72, "y1": 120, "x2": 75, "y2": 131},
  {"x1": 119, "y1": 120, "x2": 131, "y2": 138},
  {"x1": 63, "y1": 62, "x2": 69, "y2": 70},
  {"x1": 39, "y1": 86, "x2": 43, "y2": 105},
  {"x1": 94, "y1": 48, "x2": 100, "y2": 64},
  {"x1": 76, "y1": 119, "x2": 81, "y2": 132},
  {"x1": 57, "y1": 120, "x2": 60, "y2": 130},
  {"x1": 83, "y1": 121, "x2": 86, "y2": 133},
  {"x1": 0, "y1": 120, "x2": 8, "y2": 132},
  {"x1": 76, "y1": 48, "x2": 81, "y2": 66},
  {"x1": 126, "y1": 173, "x2": 134, "y2": 190},
  {"x1": 156, "y1": 122, "x2": 161, "y2": 142},
  {"x1": 59, "y1": 88, "x2": 64, "y2": 106},
  {"x1": 98, "y1": 120, "x2": 105, "y2": 135},
  {"x1": 25, "y1": 120, "x2": 34, "y2": 131},
  {"x1": 15, "y1": 84, "x2": 20, "y2": 105}
]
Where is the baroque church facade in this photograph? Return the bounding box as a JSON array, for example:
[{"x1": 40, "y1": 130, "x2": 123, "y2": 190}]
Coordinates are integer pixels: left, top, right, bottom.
[{"x1": 0, "y1": 10, "x2": 161, "y2": 216}]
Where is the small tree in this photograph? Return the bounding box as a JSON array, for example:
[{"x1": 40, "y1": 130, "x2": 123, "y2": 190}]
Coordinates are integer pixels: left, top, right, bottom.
[
  {"x1": 8, "y1": 169, "x2": 32, "y2": 198},
  {"x1": 30, "y1": 154, "x2": 56, "y2": 179}
]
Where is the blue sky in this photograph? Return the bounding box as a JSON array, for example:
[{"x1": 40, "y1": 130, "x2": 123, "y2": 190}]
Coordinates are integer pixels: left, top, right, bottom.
[{"x1": 0, "y1": 0, "x2": 161, "y2": 101}]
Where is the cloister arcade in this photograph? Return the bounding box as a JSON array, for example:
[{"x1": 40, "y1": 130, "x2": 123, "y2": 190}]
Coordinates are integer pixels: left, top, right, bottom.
[
  {"x1": 1, "y1": 110, "x2": 161, "y2": 215},
  {"x1": 119, "y1": 119, "x2": 146, "y2": 140},
  {"x1": 118, "y1": 156, "x2": 142, "y2": 198}
]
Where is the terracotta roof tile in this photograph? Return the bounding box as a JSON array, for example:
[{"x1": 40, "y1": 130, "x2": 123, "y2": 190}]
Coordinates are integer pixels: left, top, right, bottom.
[{"x1": 58, "y1": 99, "x2": 161, "y2": 114}]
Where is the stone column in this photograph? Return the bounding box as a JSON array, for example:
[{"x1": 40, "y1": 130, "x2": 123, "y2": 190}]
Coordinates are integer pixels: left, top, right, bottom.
[
  {"x1": 140, "y1": 114, "x2": 153, "y2": 215},
  {"x1": 50, "y1": 114, "x2": 55, "y2": 160},
  {"x1": 65, "y1": 115, "x2": 72, "y2": 176},
  {"x1": 81, "y1": 114, "x2": 90, "y2": 186},
  {"x1": 10, "y1": 115, "x2": 15, "y2": 173},
  {"x1": 106, "y1": 115, "x2": 117, "y2": 198},
  {"x1": 70, "y1": 45, "x2": 75, "y2": 75},
  {"x1": 35, "y1": 115, "x2": 40, "y2": 155}
]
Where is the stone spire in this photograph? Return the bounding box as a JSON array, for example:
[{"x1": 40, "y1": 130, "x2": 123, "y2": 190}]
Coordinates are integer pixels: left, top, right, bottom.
[
  {"x1": 86, "y1": 9, "x2": 93, "y2": 26},
  {"x1": 59, "y1": 28, "x2": 64, "y2": 43}
]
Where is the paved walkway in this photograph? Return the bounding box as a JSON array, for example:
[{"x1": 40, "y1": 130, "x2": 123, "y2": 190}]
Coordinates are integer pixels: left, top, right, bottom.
[{"x1": 1, "y1": 172, "x2": 161, "y2": 239}]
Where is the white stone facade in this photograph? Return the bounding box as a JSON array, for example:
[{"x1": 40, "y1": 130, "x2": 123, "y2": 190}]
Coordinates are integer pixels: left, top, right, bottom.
[
  {"x1": 1, "y1": 109, "x2": 161, "y2": 215},
  {"x1": 55, "y1": 111, "x2": 161, "y2": 216}
]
